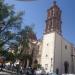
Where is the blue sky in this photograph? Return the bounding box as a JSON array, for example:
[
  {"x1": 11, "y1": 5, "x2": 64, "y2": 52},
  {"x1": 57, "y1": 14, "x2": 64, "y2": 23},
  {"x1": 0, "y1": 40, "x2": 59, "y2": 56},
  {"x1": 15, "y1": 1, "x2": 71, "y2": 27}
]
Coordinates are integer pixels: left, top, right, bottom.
[{"x1": 5, "y1": 0, "x2": 75, "y2": 44}]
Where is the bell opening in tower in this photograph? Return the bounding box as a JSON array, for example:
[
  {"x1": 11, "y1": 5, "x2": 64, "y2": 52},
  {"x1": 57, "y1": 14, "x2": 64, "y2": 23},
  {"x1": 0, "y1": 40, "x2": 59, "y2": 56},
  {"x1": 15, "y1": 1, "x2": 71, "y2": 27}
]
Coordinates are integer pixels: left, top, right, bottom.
[{"x1": 45, "y1": 1, "x2": 62, "y2": 35}]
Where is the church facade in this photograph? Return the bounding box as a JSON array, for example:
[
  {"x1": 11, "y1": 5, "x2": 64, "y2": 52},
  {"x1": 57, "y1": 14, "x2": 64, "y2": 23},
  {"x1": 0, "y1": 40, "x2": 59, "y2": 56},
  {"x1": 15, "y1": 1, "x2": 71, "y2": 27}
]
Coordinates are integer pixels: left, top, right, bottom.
[{"x1": 38, "y1": 1, "x2": 75, "y2": 74}]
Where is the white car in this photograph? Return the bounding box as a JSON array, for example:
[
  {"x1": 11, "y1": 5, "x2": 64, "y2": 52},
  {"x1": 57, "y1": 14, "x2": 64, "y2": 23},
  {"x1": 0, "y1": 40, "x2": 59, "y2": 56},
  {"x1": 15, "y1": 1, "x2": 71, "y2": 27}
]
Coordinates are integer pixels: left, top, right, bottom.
[
  {"x1": 47, "y1": 72, "x2": 57, "y2": 75},
  {"x1": 62, "y1": 74, "x2": 74, "y2": 75},
  {"x1": 35, "y1": 68, "x2": 46, "y2": 75},
  {"x1": 35, "y1": 69, "x2": 42, "y2": 75}
]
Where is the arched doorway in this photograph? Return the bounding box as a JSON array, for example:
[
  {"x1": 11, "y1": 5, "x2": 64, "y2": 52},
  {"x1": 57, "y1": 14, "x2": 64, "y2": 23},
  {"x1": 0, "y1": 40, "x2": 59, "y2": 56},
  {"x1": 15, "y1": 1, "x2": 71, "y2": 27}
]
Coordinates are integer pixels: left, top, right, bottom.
[
  {"x1": 64, "y1": 61, "x2": 69, "y2": 73},
  {"x1": 56, "y1": 68, "x2": 59, "y2": 74},
  {"x1": 34, "y1": 59, "x2": 38, "y2": 64},
  {"x1": 33, "y1": 59, "x2": 38, "y2": 69}
]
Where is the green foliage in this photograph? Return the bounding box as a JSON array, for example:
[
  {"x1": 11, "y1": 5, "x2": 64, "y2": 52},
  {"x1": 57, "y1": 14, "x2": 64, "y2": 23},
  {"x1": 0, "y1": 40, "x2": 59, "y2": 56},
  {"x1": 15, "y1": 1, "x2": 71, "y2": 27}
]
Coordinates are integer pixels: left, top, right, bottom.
[
  {"x1": 20, "y1": 26, "x2": 36, "y2": 51},
  {"x1": 37, "y1": 64, "x2": 42, "y2": 68},
  {"x1": 0, "y1": 0, "x2": 23, "y2": 63},
  {"x1": 33, "y1": 64, "x2": 42, "y2": 69},
  {"x1": 0, "y1": 0, "x2": 37, "y2": 67},
  {"x1": 16, "y1": 26, "x2": 37, "y2": 67},
  {"x1": 0, "y1": 0, "x2": 23, "y2": 47},
  {"x1": 7, "y1": 52, "x2": 15, "y2": 62},
  {"x1": 0, "y1": 49, "x2": 14, "y2": 62}
]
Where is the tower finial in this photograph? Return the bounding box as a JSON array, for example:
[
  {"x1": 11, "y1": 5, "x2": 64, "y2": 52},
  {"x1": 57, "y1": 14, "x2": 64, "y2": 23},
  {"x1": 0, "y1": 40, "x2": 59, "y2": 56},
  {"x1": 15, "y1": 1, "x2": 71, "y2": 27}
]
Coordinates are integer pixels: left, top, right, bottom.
[
  {"x1": 45, "y1": 0, "x2": 62, "y2": 35},
  {"x1": 53, "y1": 0, "x2": 56, "y2": 5}
]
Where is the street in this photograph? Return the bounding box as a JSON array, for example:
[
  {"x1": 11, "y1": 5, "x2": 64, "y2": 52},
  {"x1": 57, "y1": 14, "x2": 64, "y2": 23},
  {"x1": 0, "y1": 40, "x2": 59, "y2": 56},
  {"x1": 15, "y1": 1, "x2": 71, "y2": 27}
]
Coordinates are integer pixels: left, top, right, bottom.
[
  {"x1": 0, "y1": 71, "x2": 26, "y2": 75},
  {"x1": 0, "y1": 71, "x2": 13, "y2": 75}
]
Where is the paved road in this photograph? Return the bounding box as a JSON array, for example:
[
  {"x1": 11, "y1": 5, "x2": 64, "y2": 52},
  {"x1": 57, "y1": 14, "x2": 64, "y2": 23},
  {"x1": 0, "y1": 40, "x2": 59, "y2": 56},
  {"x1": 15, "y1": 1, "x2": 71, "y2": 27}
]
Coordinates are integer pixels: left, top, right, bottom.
[
  {"x1": 0, "y1": 71, "x2": 27, "y2": 75},
  {"x1": 0, "y1": 71, "x2": 11, "y2": 75},
  {"x1": 0, "y1": 71, "x2": 16, "y2": 75}
]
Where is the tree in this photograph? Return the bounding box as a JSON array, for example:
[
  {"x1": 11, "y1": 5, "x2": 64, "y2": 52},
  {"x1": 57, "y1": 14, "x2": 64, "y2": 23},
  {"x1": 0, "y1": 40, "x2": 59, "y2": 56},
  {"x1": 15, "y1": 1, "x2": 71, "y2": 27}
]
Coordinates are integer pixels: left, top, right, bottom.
[
  {"x1": 7, "y1": 52, "x2": 15, "y2": 63},
  {"x1": 17, "y1": 26, "x2": 37, "y2": 67},
  {"x1": 0, "y1": 0, "x2": 37, "y2": 68},
  {"x1": 9, "y1": 42, "x2": 19, "y2": 61},
  {"x1": 0, "y1": 0, "x2": 23, "y2": 48}
]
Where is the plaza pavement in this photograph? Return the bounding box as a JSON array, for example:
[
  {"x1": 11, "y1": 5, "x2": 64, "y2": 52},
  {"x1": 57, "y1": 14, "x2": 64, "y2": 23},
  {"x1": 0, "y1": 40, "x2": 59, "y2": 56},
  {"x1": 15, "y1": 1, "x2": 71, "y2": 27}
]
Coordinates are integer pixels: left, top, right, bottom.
[
  {"x1": 0, "y1": 71, "x2": 14, "y2": 75},
  {"x1": 0, "y1": 69, "x2": 16, "y2": 75}
]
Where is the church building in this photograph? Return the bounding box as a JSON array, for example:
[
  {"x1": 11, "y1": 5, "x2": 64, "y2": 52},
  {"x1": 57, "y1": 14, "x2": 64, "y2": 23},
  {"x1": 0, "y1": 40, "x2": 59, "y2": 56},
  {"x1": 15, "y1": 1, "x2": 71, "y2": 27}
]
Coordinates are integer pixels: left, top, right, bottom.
[{"x1": 38, "y1": 1, "x2": 75, "y2": 74}]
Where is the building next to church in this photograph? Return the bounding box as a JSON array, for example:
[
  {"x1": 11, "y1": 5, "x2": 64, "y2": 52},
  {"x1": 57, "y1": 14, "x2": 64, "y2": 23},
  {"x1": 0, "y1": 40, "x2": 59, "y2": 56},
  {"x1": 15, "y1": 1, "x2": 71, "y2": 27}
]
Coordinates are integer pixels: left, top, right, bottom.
[{"x1": 37, "y1": 1, "x2": 75, "y2": 74}]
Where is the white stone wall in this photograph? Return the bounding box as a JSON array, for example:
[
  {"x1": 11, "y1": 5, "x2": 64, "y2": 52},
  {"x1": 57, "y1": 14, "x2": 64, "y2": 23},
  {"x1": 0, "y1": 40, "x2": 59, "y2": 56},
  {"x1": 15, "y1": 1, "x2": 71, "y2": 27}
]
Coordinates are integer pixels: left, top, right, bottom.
[
  {"x1": 71, "y1": 46, "x2": 75, "y2": 73},
  {"x1": 40, "y1": 32, "x2": 75, "y2": 74},
  {"x1": 53, "y1": 32, "x2": 62, "y2": 74},
  {"x1": 41, "y1": 32, "x2": 55, "y2": 72},
  {"x1": 54, "y1": 32, "x2": 72, "y2": 74},
  {"x1": 37, "y1": 41, "x2": 43, "y2": 64}
]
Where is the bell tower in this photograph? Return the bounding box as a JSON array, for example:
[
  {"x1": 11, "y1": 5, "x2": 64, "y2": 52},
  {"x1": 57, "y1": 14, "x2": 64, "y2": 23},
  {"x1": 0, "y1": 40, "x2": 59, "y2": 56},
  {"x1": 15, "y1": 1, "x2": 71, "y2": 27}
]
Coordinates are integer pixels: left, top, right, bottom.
[{"x1": 45, "y1": 1, "x2": 62, "y2": 35}]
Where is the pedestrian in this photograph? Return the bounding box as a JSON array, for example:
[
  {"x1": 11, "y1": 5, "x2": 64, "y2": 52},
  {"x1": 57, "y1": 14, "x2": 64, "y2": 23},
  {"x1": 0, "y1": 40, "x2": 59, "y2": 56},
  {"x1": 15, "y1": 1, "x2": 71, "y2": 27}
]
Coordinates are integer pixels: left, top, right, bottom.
[
  {"x1": 16, "y1": 64, "x2": 20, "y2": 75},
  {"x1": 1, "y1": 64, "x2": 3, "y2": 71},
  {"x1": 20, "y1": 66, "x2": 23, "y2": 74}
]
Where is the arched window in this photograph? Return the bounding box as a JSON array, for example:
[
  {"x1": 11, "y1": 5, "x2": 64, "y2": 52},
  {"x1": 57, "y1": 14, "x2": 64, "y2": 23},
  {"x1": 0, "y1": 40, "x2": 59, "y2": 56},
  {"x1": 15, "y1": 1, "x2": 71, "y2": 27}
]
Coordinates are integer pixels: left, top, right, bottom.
[{"x1": 34, "y1": 59, "x2": 38, "y2": 64}]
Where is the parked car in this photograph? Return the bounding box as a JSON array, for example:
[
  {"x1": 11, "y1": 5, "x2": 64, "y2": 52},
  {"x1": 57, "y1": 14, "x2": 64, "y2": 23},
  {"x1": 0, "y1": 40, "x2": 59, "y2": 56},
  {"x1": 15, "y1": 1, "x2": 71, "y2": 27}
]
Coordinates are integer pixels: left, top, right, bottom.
[
  {"x1": 35, "y1": 68, "x2": 46, "y2": 75},
  {"x1": 25, "y1": 67, "x2": 33, "y2": 75},
  {"x1": 46, "y1": 72, "x2": 57, "y2": 75}
]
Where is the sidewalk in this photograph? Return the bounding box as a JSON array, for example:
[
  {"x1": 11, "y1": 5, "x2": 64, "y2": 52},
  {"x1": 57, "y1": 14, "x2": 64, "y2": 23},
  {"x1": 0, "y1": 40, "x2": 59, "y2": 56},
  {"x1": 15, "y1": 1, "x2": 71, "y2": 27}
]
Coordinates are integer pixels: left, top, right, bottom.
[
  {"x1": 2, "y1": 69, "x2": 26, "y2": 75},
  {"x1": 1, "y1": 68, "x2": 17, "y2": 74},
  {"x1": 0, "y1": 71, "x2": 11, "y2": 75}
]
